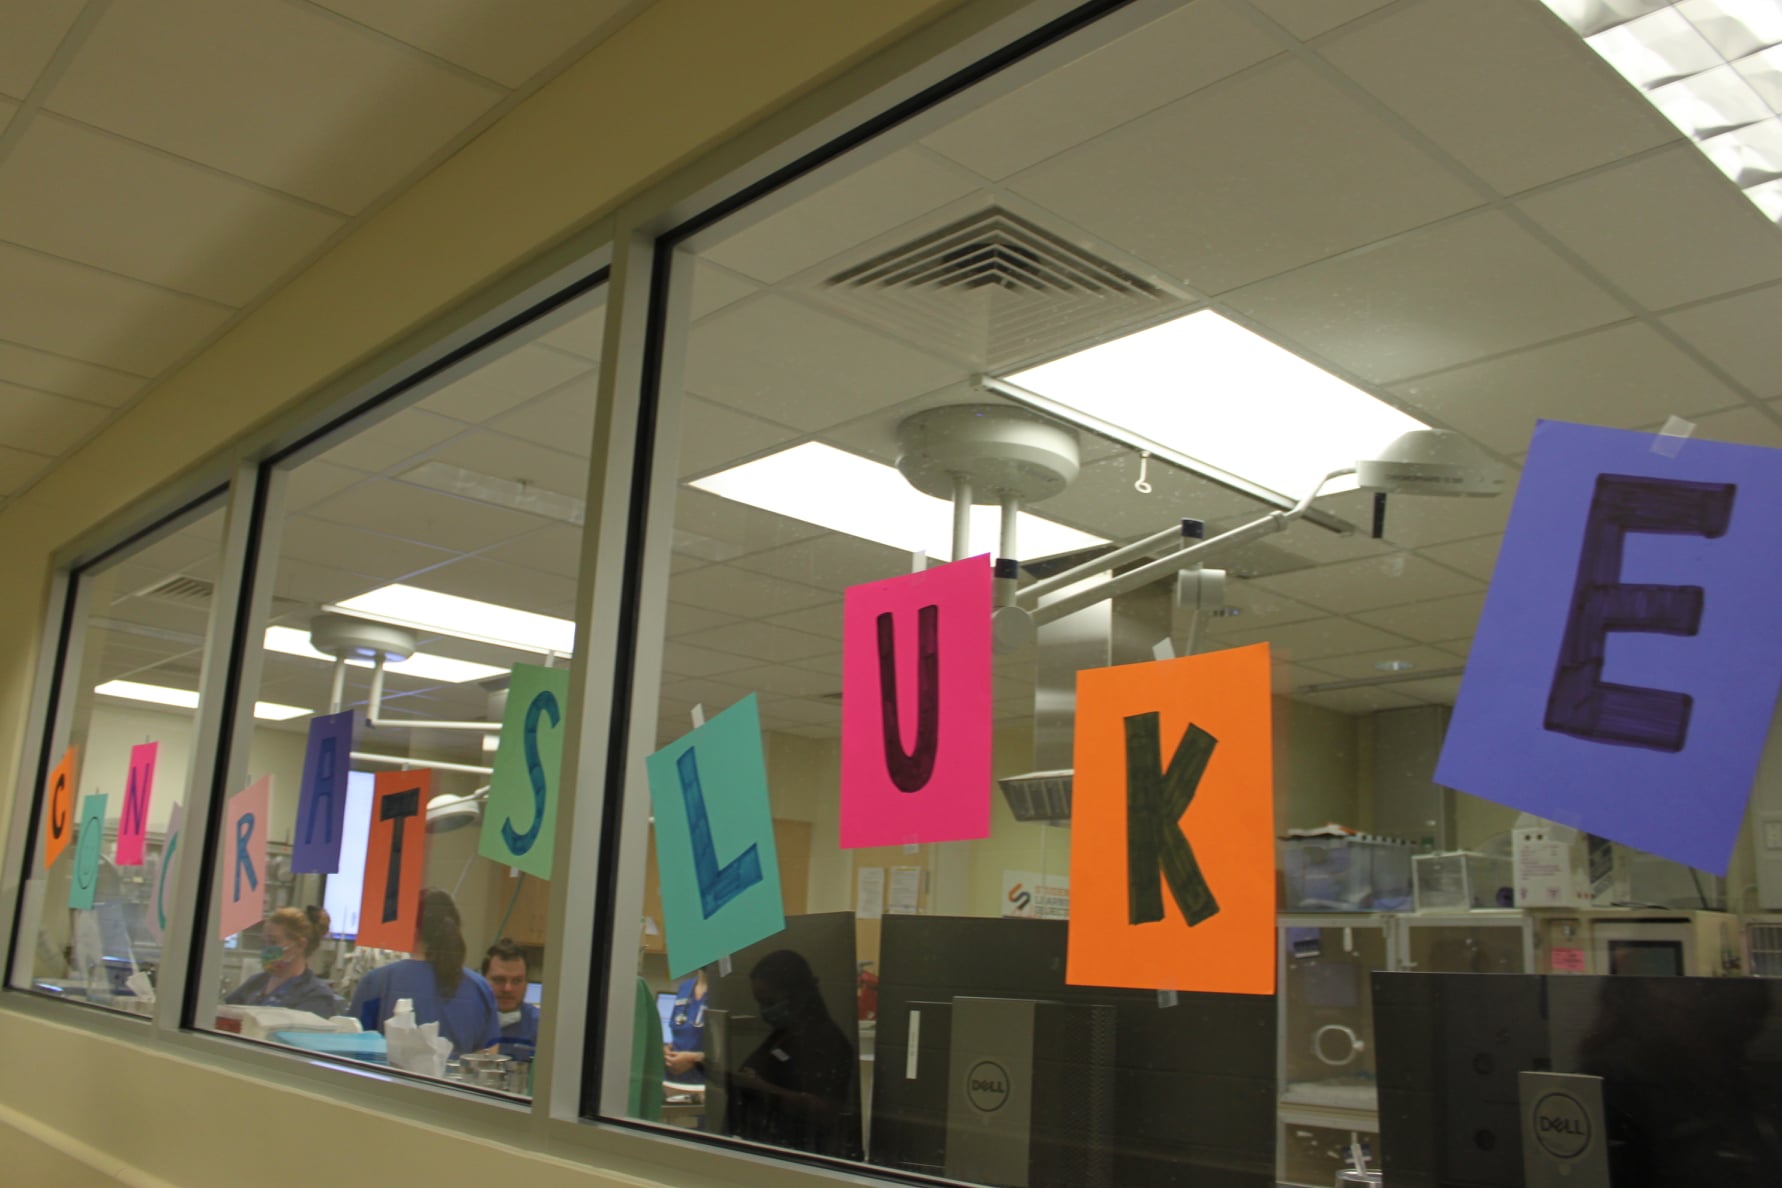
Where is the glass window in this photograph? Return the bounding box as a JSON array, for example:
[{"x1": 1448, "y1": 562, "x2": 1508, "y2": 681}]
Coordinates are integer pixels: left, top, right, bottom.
[
  {"x1": 598, "y1": 1, "x2": 1782, "y2": 1184},
  {"x1": 12, "y1": 496, "x2": 229, "y2": 1017},
  {"x1": 193, "y1": 284, "x2": 604, "y2": 1098}
]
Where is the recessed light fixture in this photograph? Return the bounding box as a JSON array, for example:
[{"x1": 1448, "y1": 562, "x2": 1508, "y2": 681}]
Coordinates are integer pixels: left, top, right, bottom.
[
  {"x1": 1003, "y1": 311, "x2": 1425, "y2": 500},
  {"x1": 689, "y1": 441, "x2": 1105, "y2": 560},
  {"x1": 95, "y1": 679, "x2": 309, "y2": 721},
  {"x1": 330, "y1": 585, "x2": 576, "y2": 656},
  {"x1": 262, "y1": 625, "x2": 507, "y2": 684},
  {"x1": 1542, "y1": 0, "x2": 1782, "y2": 220},
  {"x1": 1374, "y1": 659, "x2": 1417, "y2": 673}
]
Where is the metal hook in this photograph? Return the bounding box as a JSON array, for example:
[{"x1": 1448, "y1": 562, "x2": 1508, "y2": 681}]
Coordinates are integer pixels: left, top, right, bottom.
[{"x1": 1134, "y1": 450, "x2": 1153, "y2": 494}]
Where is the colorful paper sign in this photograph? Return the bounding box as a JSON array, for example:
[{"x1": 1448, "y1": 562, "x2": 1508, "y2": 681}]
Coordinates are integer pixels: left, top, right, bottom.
[
  {"x1": 479, "y1": 664, "x2": 568, "y2": 879},
  {"x1": 357, "y1": 769, "x2": 431, "y2": 952},
  {"x1": 115, "y1": 741, "x2": 158, "y2": 867},
  {"x1": 840, "y1": 554, "x2": 991, "y2": 847},
  {"x1": 1551, "y1": 947, "x2": 1587, "y2": 973},
  {"x1": 1066, "y1": 644, "x2": 1275, "y2": 994},
  {"x1": 1436, "y1": 421, "x2": 1782, "y2": 875},
  {"x1": 292, "y1": 710, "x2": 354, "y2": 873},
  {"x1": 41, "y1": 746, "x2": 77, "y2": 871},
  {"x1": 68, "y1": 793, "x2": 108, "y2": 911},
  {"x1": 147, "y1": 802, "x2": 184, "y2": 943},
  {"x1": 218, "y1": 776, "x2": 270, "y2": 940},
  {"x1": 1002, "y1": 869, "x2": 1070, "y2": 920},
  {"x1": 645, "y1": 694, "x2": 784, "y2": 978}
]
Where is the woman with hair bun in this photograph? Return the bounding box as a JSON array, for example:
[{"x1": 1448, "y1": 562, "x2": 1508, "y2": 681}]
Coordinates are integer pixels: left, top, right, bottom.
[
  {"x1": 348, "y1": 889, "x2": 499, "y2": 1056},
  {"x1": 225, "y1": 905, "x2": 341, "y2": 1018}
]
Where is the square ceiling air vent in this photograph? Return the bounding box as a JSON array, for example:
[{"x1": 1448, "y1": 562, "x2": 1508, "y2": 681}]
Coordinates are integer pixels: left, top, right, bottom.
[{"x1": 816, "y1": 206, "x2": 1184, "y2": 371}]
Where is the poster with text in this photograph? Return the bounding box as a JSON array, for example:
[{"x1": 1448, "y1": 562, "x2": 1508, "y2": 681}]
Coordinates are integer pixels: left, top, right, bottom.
[
  {"x1": 291, "y1": 710, "x2": 354, "y2": 873},
  {"x1": 1067, "y1": 645, "x2": 1274, "y2": 994},
  {"x1": 114, "y1": 741, "x2": 159, "y2": 867},
  {"x1": 840, "y1": 555, "x2": 990, "y2": 847},
  {"x1": 218, "y1": 777, "x2": 270, "y2": 940},
  {"x1": 357, "y1": 769, "x2": 432, "y2": 952},
  {"x1": 147, "y1": 802, "x2": 184, "y2": 943},
  {"x1": 1002, "y1": 869, "x2": 1070, "y2": 920},
  {"x1": 68, "y1": 793, "x2": 108, "y2": 911},
  {"x1": 1436, "y1": 421, "x2": 1782, "y2": 875},
  {"x1": 646, "y1": 695, "x2": 783, "y2": 978},
  {"x1": 479, "y1": 664, "x2": 568, "y2": 879},
  {"x1": 41, "y1": 746, "x2": 77, "y2": 871}
]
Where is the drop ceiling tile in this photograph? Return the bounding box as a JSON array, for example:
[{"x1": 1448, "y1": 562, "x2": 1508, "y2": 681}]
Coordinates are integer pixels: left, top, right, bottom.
[
  {"x1": 1309, "y1": 644, "x2": 1466, "y2": 681},
  {"x1": 318, "y1": 407, "x2": 465, "y2": 473},
  {"x1": 1225, "y1": 211, "x2": 1629, "y2": 383},
  {"x1": 1663, "y1": 282, "x2": 1782, "y2": 396},
  {"x1": 475, "y1": 522, "x2": 585, "y2": 581},
  {"x1": 276, "y1": 516, "x2": 457, "y2": 582},
  {"x1": 281, "y1": 461, "x2": 368, "y2": 514},
  {"x1": 1247, "y1": 0, "x2": 1395, "y2": 40},
  {"x1": 1252, "y1": 550, "x2": 1479, "y2": 614},
  {"x1": 661, "y1": 641, "x2": 759, "y2": 679},
  {"x1": 1009, "y1": 56, "x2": 1480, "y2": 295},
  {"x1": 0, "y1": 242, "x2": 233, "y2": 375},
  {"x1": 312, "y1": 0, "x2": 634, "y2": 88},
  {"x1": 403, "y1": 554, "x2": 577, "y2": 618},
  {"x1": 1689, "y1": 404, "x2": 1782, "y2": 449},
  {"x1": 0, "y1": 0, "x2": 82, "y2": 99},
  {"x1": 0, "y1": 116, "x2": 346, "y2": 306},
  {"x1": 422, "y1": 431, "x2": 588, "y2": 501},
  {"x1": 421, "y1": 343, "x2": 594, "y2": 424},
  {"x1": 45, "y1": 0, "x2": 501, "y2": 213},
  {"x1": 0, "y1": 98, "x2": 16, "y2": 135},
  {"x1": 1516, "y1": 146, "x2": 1782, "y2": 311},
  {"x1": 729, "y1": 534, "x2": 910, "y2": 593},
  {"x1": 754, "y1": 696, "x2": 842, "y2": 727},
  {"x1": 1416, "y1": 533, "x2": 1501, "y2": 582},
  {"x1": 663, "y1": 601, "x2": 741, "y2": 639},
  {"x1": 1293, "y1": 685, "x2": 1420, "y2": 714},
  {"x1": 722, "y1": 664, "x2": 845, "y2": 699},
  {"x1": 674, "y1": 620, "x2": 837, "y2": 664},
  {"x1": 0, "y1": 444, "x2": 53, "y2": 495},
  {"x1": 0, "y1": 382, "x2": 110, "y2": 455},
  {"x1": 1319, "y1": 0, "x2": 1676, "y2": 195},
  {"x1": 762, "y1": 603, "x2": 845, "y2": 641},
  {"x1": 1387, "y1": 674, "x2": 1463, "y2": 705},
  {"x1": 1215, "y1": 615, "x2": 1411, "y2": 661},
  {"x1": 307, "y1": 477, "x2": 551, "y2": 553},
  {"x1": 688, "y1": 261, "x2": 758, "y2": 323},
  {"x1": 532, "y1": 298, "x2": 605, "y2": 362},
  {"x1": 1353, "y1": 591, "x2": 1486, "y2": 641},
  {"x1": 0, "y1": 339, "x2": 145, "y2": 405},
  {"x1": 1392, "y1": 321, "x2": 1742, "y2": 455},
  {"x1": 682, "y1": 296, "x2": 962, "y2": 429},
  {"x1": 675, "y1": 395, "x2": 800, "y2": 480},
  {"x1": 1038, "y1": 453, "x2": 1264, "y2": 543},
  {"x1": 922, "y1": 0, "x2": 1280, "y2": 181},
  {"x1": 1270, "y1": 661, "x2": 1341, "y2": 693},
  {"x1": 488, "y1": 377, "x2": 599, "y2": 455},
  {"x1": 702, "y1": 147, "x2": 981, "y2": 285},
  {"x1": 669, "y1": 564, "x2": 833, "y2": 619},
  {"x1": 673, "y1": 488, "x2": 826, "y2": 558}
]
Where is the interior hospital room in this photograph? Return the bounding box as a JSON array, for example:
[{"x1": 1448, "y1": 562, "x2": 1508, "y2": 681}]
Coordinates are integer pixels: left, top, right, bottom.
[{"x1": 17, "y1": 1, "x2": 1782, "y2": 1186}]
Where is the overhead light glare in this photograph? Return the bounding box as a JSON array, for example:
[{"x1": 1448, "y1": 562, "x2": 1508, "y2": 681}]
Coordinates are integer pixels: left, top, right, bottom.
[
  {"x1": 1543, "y1": 0, "x2": 1671, "y2": 38},
  {"x1": 1589, "y1": 9, "x2": 1721, "y2": 88},
  {"x1": 330, "y1": 585, "x2": 575, "y2": 656},
  {"x1": 1004, "y1": 311, "x2": 1425, "y2": 499},
  {"x1": 262, "y1": 625, "x2": 507, "y2": 684},
  {"x1": 95, "y1": 680, "x2": 308, "y2": 721},
  {"x1": 689, "y1": 443, "x2": 1105, "y2": 561}
]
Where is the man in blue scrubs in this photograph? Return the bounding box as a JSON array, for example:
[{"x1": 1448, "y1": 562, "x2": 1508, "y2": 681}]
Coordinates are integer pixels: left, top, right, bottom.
[{"x1": 482, "y1": 939, "x2": 538, "y2": 1060}]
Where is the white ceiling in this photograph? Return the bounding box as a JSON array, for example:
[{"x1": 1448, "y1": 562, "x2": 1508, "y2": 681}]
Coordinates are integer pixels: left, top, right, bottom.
[
  {"x1": 64, "y1": 0, "x2": 1782, "y2": 761},
  {"x1": 0, "y1": 0, "x2": 645, "y2": 506}
]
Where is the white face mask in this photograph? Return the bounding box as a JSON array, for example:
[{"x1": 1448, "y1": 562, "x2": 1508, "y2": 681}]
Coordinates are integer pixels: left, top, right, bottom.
[{"x1": 499, "y1": 1009, "x2": 522, "y2": 1027}]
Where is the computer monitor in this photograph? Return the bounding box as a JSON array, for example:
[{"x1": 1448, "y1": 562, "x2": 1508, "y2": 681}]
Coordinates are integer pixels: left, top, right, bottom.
[
  {"x1": 655, "y1": 990, "x2": 676, "y2": 1040},
  {"x1": 525, "y1": 981, "x2": 544, "y2": 1007}
]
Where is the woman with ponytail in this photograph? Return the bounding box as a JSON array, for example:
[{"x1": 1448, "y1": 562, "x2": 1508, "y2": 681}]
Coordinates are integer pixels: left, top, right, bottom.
[
  {"x1": 348, "y1": 889, "x2": 499, "y2": 1056},
  {"x1": 226, "y1": 905, "x2": 341, "y2": 1017}
]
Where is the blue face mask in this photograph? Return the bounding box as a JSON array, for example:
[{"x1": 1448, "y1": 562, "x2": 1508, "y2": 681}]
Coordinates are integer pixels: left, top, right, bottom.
[{"x1": 260, "y1": 944, "x2": 288, "y2": 968}]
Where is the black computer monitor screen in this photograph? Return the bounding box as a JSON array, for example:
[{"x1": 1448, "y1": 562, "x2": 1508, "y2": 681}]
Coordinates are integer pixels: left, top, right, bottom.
[{"x1": 1606, "y1": 939, "x2": 1682, "y2": 977}]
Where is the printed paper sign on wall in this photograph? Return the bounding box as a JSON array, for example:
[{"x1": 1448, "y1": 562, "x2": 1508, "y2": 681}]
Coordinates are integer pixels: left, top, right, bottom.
[
  {"x1": 357, "y1": 770, "x2": 432, "y2": 952},
  {"x1": 219, "y1": 777, "x2": 270, "y2": 940},
  {"x1": 292, "y1": 710, "x2": 354, "y2": 873},
  {"x1": 479, "y1": 664, "x2": 568, "y2": 879},
  {"x1": 115, "y1": 742, "x2": 158, "y2": 867},
  {"x1": 840, "y1": 555, "x2": 991, "y2": 848},
  {"x1": 41, "y1": 746, "x2": 77, "y2": 871},
  {"x1": 1067, "y1": 644, "x2": 1274, "y2": 994},
  {"x1": 1436, "y1": 421, "x2": 1782, "y2": 875},
  {"x1": 147, "y1": 802, "x2": 183, "y2": 943},
  {"x1": 645, "y1": 694, "x2": 784, "y2": 978},
  {"x1": 68, "y1": 794, "x2": 108, "y2": 911}
]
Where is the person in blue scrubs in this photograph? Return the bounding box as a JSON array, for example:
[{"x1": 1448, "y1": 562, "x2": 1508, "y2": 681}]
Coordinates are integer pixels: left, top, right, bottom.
[
  {"x1": 664, "y1": 966, "x2": 708, "y2": 1084},
  {"x1": 226, "y1": 905, "x2": 341, "y2": 1018},
  {"x1": 350, "y1": 889, "x2": 499, "y2": 1056},
  {"x1": 481, "y1": 938, "x2": 538, "y2": 1060}
]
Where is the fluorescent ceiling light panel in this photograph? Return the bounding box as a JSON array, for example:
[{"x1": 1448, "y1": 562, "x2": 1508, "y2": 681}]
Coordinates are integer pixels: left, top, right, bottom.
[
  {"x1": 689, "y1": 442, "x2": 1105, "y2": 560},
  {"x1": 331, "y1": 585, "x2": 576, "y2": 656},
  {"x1": 1004, "y1": 311, "x2": 1424, "y2": 499},
  {"x1": 95, "y1": 679, "x2": 308, "y2": 721},
  {"x1": 262, "y1": 625, "x2": 507, "y2": 684},
  {"x1": 1546, "y1": 0, "x2": 1782, "y2": 221}
]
